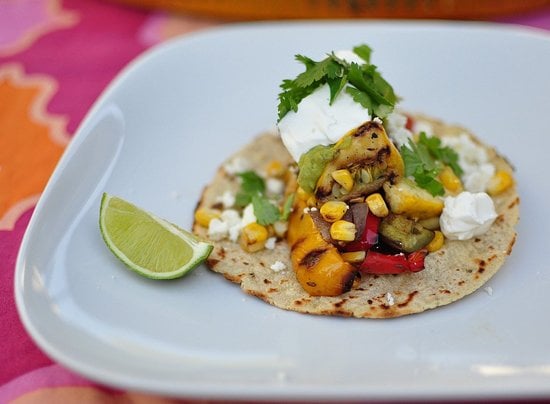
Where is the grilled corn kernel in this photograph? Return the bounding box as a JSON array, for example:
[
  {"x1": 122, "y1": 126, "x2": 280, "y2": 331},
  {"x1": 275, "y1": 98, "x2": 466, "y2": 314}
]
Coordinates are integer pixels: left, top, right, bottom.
[
  {"x1": 320, "y1": 201, "x2": 349, "y2": 222},
  {"x1": 365, "y1": 193, "x2": 389, "y2": 217},
  {"x1": 426, "y1": 230, "x2": 444, "y2": 252},
  {"x1": 239, "y1": 223, "x2": 269, "y2": 252},
  {"x1": 265, "y1": 160, "x2": 285, "y2": 177},
  {"x1": 331, "y1": 169, "x2": 354, "y2": 192},
  {"x1": 439, "y1": 166, "x2": 463, "y2": 194},
  {"x1": 330, "y1": 220, "x2": 356, "y2": 242},
  {"x1": 487, "y1": 170, "x2": 514, "y2": 196},
  {"x1": 194, "y1": 208, "x2": 221, "y2": 227},
  {"x1": 342, "y1": 251, "x2": 366, "y2": 264}
]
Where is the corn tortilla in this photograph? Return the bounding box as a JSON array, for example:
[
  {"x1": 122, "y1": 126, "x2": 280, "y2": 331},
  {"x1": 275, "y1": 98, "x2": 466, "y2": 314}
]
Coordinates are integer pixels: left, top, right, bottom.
[{"x1": 193, "y1": 115, "x2": 519, "y2": 318}]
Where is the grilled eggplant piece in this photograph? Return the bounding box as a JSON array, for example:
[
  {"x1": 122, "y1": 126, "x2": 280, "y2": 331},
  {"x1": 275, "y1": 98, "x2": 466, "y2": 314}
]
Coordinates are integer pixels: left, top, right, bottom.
[
  {"x1": 315, "y1": 121, "x2": 404, "y2": 203},
  {"x1": 379, "y1": 214, "x2": 435, "y2": 253}
]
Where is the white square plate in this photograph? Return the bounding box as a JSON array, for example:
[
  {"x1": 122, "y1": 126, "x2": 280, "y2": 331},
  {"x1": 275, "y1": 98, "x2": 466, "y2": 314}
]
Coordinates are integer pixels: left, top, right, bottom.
[{"x1": 15, "y1": 21, "x2": 550, "y2": 401}]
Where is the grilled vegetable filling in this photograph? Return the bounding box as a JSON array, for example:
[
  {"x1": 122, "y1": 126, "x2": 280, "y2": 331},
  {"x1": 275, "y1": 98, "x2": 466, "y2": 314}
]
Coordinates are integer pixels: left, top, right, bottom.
[{"x1": 287, "y1": 120, "x2": 442, "y2": 296}]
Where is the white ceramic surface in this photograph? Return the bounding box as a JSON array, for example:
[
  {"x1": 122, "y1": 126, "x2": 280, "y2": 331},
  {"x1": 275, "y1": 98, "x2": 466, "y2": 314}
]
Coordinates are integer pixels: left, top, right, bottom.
[{"x1": 15, "y1": 21, "x2": 550, "y2": 401}]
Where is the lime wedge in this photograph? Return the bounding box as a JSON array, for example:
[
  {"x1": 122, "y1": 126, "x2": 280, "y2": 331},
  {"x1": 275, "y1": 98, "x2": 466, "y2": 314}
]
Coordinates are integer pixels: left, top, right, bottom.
[{"x1": 99, "y1": 193, "x2": 213, "y2": 279}]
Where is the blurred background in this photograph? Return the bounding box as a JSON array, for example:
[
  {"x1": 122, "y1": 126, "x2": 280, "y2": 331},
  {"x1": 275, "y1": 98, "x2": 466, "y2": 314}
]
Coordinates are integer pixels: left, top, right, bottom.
[{"x1": 112, "y1": 0, "x2": 550, "y2": 20}]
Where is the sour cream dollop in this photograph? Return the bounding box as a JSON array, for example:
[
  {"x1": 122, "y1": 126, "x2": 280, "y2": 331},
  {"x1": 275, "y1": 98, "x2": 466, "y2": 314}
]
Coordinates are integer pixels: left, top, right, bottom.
[
  {"x1": 440, "y1": 192, "x2": 497, "y2": 240},
  {"x1": 278, "y1": 84, "x2": 371, "y2": 162},
  {"x1": 278, "y1": 50, "x2": 373, "y2": 162}
]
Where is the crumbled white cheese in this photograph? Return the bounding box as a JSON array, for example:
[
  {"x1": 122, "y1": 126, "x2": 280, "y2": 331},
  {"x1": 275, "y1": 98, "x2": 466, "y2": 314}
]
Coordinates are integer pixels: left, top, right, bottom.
[
  {"x1": 207, "y1": 218, "x2": 229, "y2": 240},
  {"x1": 241, "y1": 203, "x2": 257, "y2": 227},
  {"x1": 208, "y1": 206, "x2": 257, "y2": 243},
  {"x1": 224, "y1": 157, "x2": 249, "y2": 175},
  {"x1": 441, "y1": 133, "x2": 495, "y2": 193},
  {"x1": 266, "y1": 178, "x2": 285, "y2": 196},
  {"x1": 220, "y1": 209, "x2": 240, "y2": 226},
  {"x1": 265, "y1": 237, "x2": 277, "y2": 250},
  {"x1": 484, "y1": 286, "x2": 493, "y2": 296},
  {"x1": 463, "y1": 163, "x2": 495, "y2": 193},
  {"x1": 440, "y1": 192, "x2": 497, "y2": 240},
  {"x1": 270, "y1": 261, "x2": 287, "y2": 272},
  {"x1": 228, "y1": 225, "x2": 241, "y2": 243},
  {"x1": 385, "y1": 292, "x2": 395, "y2": 306},
  {"x1": 216, "y1": 190, "x2": 236, "y2": 208},
  {"x1": 385, "y1": 111, "x2": 413, "y2": 148},
  {"x1": 413, "y1": 120, "x2": 434, "y2": 136},
  {"x1": 273, "y1": 221, "x2": 288, "y2": 238},
  {"x1": 278, "y1": 84, "x2": 371, "y2": 162}
]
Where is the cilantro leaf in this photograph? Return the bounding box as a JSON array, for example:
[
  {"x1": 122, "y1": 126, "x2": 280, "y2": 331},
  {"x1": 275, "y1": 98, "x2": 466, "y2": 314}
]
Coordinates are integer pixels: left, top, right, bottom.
[
  {"x1": 353, "y1": 44, "x2": 372, "y2": 64},
  {"x1": 277, "y1": 44, "x2": 398, "y2": 121},
  {"x1": 235, "y1": 170, "x2": 287, "y2": 225},
  {"x1": 277, "y1": 80, "x2": 318, "y2": 121},
  {"x1": 417, "y1": 132, "x2": 463, "y2": 176},
  {"x1": 281, "y1": 193, "x2": 295, "y2": 221},
  {"x1": 252, "y1": 195, "x2": 280, "y2": 225},
  {"x1": 235, "y1": 192, "x2": 252, "y2": 208},
  {"x1": 294, "y1": 57, "x2": 343, "y2": 88},
  {"x1": 412, "y1": 168, "x2": 445, "y2": 196},
  {"x1": 401, "y1": 138, "x2": 437, "y2": 177},
  {"x1": 346, "y1": 86, "x2": 373, "y2": 112},
  {"x1": 235, "y1": 171, "x2": 265, "y2": 207},
  {"x1": 400, "y1": 133, "x2": 464, "y2": 196},
  {"x1": 295, "y1": 54, "x2": 315, "y2": 69},
  {"x1": 238, "y1": 171, "x2": 265, "y2": 193},
  {"x1": 346, "y1": 63, "x2": 396, "y2": 118},
  {"x1": 327, "y1": 74, "x2": 348, "y2": 104},
  {"x1": 400, "y1": 142, "x2": 425, "y2": 177}
]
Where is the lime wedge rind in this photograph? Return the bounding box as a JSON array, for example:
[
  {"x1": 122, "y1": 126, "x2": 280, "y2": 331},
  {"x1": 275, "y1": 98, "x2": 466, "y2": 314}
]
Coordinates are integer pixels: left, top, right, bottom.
[{"x1": 99, "y1": 193, "x2": 213, "y2": 280}]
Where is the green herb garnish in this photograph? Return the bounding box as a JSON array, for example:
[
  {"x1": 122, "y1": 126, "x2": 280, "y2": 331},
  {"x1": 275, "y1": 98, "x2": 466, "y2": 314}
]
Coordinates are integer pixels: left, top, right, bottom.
[
  {"x1": 277, "y1": 44, "x2": 398, "y2": 121},
  {"x1": 281, "y1": 193, "x2": 295, "y2": 221},
  {"x1": 252, "y1": 195, "x2": 281, "y2": 226},
  {"x1": 401, "y1": 132, "x2": 463, "y2": 196},
  {"x1": 235, "y1": 170, "x2": 283, "y2": 225},
  {"x1": 235, "y1": 171, "x2": 265, "y2": 207}
]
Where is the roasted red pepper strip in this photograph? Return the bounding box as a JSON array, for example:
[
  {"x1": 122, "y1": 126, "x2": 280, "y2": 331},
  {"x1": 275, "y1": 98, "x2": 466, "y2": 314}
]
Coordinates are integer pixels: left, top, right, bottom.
[
  {"x1": 360, "y1": 249, "x2": 427, "y2": 274},
  {"x1": 407, "y1": 249, "x2": 428, "y2": 272},
  {"x1": 360, "y1": 251, "x2": 410, "y2": 274},
  {"x1": 344, "y1": 211, "x2": 380, "y2": 252},
  {"x1": 405, "y1": 114, "x2": 415, "y2": 131}
]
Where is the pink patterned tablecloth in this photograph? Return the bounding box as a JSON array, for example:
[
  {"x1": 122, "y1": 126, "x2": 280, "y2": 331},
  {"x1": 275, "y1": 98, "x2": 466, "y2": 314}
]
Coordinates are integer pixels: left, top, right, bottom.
[{"x1": 1, "y1": 2, "x2": 549, "y2": 402}]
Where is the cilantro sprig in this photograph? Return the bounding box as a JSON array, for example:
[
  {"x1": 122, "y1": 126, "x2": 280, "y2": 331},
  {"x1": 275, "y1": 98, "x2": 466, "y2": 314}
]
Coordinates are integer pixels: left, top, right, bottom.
[
  {"x1": 277, "y1": 44, "x2": 398, "y2": 121},
  {"x1": 235, "y1": 171, "x2": 293, "y2": 225},
  {"x1": 400, "y1": 133, "x2": 463, "y2": 196}
]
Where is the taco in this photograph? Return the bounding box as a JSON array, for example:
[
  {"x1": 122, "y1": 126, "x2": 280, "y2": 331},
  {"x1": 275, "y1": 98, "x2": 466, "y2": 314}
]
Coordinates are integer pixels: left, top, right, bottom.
[{"x1": 192, "y1": 45, "x2": 519, "y2": 318}]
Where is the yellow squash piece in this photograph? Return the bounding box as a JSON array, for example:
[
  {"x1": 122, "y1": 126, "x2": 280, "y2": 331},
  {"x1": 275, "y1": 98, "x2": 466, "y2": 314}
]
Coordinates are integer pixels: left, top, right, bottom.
[
  {"x1": 383, "y1": 178, "x2": 444, "y2": 219},
  {"x1": 315, "y1": 121, "x2": 404, "y2": 203},
  {"x1": 287, "y1": 197, "x2": 357, "y2": 296}
]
